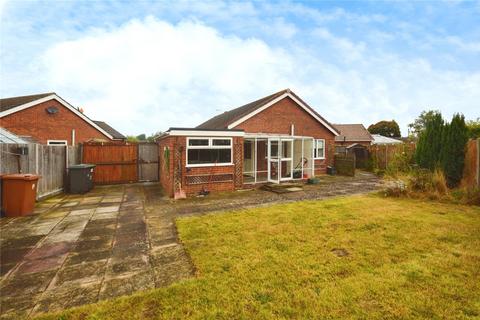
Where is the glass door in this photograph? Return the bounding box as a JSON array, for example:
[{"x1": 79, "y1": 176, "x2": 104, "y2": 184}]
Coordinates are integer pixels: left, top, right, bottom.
[
  {"x1": 280, "y1": 139, "x2": 293, "y2": 181},
  {"x1": 268, "y1": 138, "x2": 280, "y2": 183}
]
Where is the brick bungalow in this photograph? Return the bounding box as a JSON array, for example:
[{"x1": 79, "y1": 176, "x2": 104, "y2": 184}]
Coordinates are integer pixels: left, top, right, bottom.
[
  {"x1": 157, "y1": 89, "x2": 340, "y2": 197},
  {"x1": 0, "y1": 93, "x2": 126, "y2": 145},
  {"x1": 333, "y1": 124, "x2": 373, "y2": 168}
]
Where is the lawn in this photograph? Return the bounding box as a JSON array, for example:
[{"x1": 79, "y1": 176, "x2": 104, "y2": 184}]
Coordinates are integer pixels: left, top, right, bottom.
[{"x1": 39, "y1": 195, "x2": 480, "y2": 319}]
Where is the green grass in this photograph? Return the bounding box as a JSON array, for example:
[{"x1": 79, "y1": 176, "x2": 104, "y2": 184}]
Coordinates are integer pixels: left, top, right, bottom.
[{"x1": 39, "y1": 195, "x2": 480, "y2": 319}]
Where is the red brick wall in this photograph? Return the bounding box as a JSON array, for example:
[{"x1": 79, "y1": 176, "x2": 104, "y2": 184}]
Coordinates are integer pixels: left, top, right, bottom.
[
  {"x1": 233, "y1": 96, "x2": 336, "y2": 173},
  {"x1": 0, "y1": 99, "x2": 112, "y2": 145},
  {"x1": 158, "y1": 135, "x2": 176, "y2": 197},
  {"x1": 158, "y1": 135, "x2": 243, "y2": 197}
]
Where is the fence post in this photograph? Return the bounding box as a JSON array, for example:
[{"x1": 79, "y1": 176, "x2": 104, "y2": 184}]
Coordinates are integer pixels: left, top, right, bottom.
[
  {"x1": 477, "y1": 139, "x2": 480, "y2": 188},
  {"x1": 35, "y1": 144, "x2": 39, "y2": 174}
]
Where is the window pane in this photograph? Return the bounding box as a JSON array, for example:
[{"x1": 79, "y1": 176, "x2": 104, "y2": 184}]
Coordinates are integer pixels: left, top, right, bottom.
[
  {"x1": 270, "y1": 140, "x2": 278, "y2": 158},
  {"x1": 314, "y1": 139, "x2": 325, "y2": 158},
  {"x1": 188, "y1": 148, "x2": 231, "y2": 165},
  {"x1": 212, "y1": 139, "x2": 231, "y2": 146},
  {"x1": 189, "y1": 139, "x2": 208, "y2": 146},
  {"x1": 282, "y1": 140, "x2": 292, "y2": 158}
]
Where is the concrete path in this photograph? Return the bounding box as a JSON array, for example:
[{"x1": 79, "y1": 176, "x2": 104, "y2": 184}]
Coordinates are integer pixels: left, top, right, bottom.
[{"x1": 0, "y1": 172, "x2": 381, "y2": 319}]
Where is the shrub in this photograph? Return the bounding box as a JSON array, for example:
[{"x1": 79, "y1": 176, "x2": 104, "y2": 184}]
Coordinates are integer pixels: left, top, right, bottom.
[
  {"x1": 451, "y1": 188, "x2": 480, "y2": 206},
  {"x1": 383, "y1": 180, "x2": 407, "y2": 197},
  {"x1": 385, "y1": 148, "x2": 414, "y2": 177}
]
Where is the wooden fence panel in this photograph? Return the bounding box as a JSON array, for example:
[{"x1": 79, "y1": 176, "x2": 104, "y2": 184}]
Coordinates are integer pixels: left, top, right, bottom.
[
  {"x1": 461, "y1": 139, "x2": 480, "y2": 189},
  {"x1": 82, "y1": 143, "x2": 138, "y2": 184},
  {"x1": 368, "y1": 143, "x2": 416, "y2": 170},
  {"x1": 1, "y1": 143, "x2": 79, "y2": 198},
  {"x1": 334, "y1": 154, "x2": 355, "y2": 176}
]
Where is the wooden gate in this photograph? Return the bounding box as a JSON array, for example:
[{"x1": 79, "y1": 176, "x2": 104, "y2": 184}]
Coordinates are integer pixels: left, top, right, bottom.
[
  {"x1": 82, "y1": 143, "x2": 138, "y2": 184},
  {"x1": 138, "y1": 143, "x2": 159, "y2": 182},
  {"x1": 82, "y1": 142, "x2": 159, "y2": 184}
]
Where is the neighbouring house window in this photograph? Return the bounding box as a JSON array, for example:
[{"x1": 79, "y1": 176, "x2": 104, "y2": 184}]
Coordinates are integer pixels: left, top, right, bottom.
[
  {"x1": 187, "y1": 137, "x2": 232, "y2": 166},
  {"x1": 314, "y1": 139, "x2": 325, "y2": 159}
]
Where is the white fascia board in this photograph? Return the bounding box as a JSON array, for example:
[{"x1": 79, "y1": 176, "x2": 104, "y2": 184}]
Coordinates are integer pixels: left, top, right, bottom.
[
  {"x1": 168, "y1": 130, "x2": 244, "y2": 137},
  {"x1": 0, "y1": 94, "x2": 115, "y2": 140},
  {"x1": 227, "y1": 92, "x2": 339, "y2": 136}
]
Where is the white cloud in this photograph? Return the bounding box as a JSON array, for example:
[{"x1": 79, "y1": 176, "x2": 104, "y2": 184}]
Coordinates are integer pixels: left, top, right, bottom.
[
  {"x1": 42, "y1": 17, "x2": 293, "y2": 134},
  {"x1": 40, "y1": 17, "x2": 480, "y2": 136}
]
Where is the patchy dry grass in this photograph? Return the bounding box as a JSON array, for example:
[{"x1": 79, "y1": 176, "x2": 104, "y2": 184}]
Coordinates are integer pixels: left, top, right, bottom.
[{"x1": 38, "y1": 195, "x2": 480, "y2": 319}]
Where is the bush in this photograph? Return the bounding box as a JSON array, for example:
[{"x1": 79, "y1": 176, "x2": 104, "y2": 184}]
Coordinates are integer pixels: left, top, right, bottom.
[
  {"x1": 383, "y1": 168, "x2": 451, "y2": 201},
  {"x1": 385, "y1": 149, "x2": 414, "y2": 177},
  {"x1": 451, "y1": 188, "x2": 480, "y2": 206}
]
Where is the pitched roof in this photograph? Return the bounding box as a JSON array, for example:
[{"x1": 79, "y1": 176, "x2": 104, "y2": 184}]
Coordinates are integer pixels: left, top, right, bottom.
[
  {"x1": 196, "y1": 89, "x2": 339, "y2": 135},
  {"x1": 0, "y1": 93, "x2": 55, "y2": 112},
  {"x1": 333, "y1": 124, "x2": 373, "y2": 142},
  {"x1": 93, "y1": 121, "x2": 126, "y2": 140},
  {"x1": 371, "y1": 134, "x2": 403, "y2": 145},
  {"x1": 0, "y1": 92, "x2": 125, "y2": 140},
  {"x1": 197, "y1": 90, "x2": 288, "y2": 129}
]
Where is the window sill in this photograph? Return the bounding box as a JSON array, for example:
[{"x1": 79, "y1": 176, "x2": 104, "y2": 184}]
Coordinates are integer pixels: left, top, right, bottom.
[{"x1": 186, "y1": 163, "x2": 234, "y2": 168}]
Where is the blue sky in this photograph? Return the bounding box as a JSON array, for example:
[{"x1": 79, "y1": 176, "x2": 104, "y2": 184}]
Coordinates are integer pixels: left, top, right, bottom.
[{"x1": 1, "y1": 0, "x2": 479, "y2": 136}]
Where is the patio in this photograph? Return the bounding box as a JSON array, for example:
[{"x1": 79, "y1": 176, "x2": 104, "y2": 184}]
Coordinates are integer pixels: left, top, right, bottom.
[
  {"x1": 0, "y1": 184, "x2": 194, "y2": 319},
  {"x1": 0, "y1": 172, "x2": 381, "y2": 319}
]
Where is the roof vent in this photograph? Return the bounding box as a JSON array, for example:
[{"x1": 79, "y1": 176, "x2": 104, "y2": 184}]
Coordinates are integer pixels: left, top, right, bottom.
[{"x1": 46, "y1": 106, "x2": 59, "y2": 114}]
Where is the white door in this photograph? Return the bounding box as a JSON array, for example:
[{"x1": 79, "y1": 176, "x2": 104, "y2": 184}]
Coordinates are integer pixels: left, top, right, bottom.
[
  {"x1": 268, "y1": 138, "x2": 280, "y2": 183},
  {"x1": 280, "y1": 139, "x2": 293, "y2": 181}
]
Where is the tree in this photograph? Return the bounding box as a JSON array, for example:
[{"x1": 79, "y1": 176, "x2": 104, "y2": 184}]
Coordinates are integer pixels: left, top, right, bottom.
[
  {"x1": 466, "y1": 118, "x2": 480, "y2": 139},
  {"x1": 126, "y1": 135, "x2": 139, "y2": 142},
  {"x1": 408, "y1": 110, "x2": 441, "y2": 137},
  {"x1": 415, "y1": 111, "x2": 444, "y2": 170},
  {"x1": 440, "y1": 114, "x2": 469, "y2": 188},
  {"x1": 367, "y1": 120, "x2": 401, "y2": 137},
  {"x1": 136, "y1": 134, "x2": 147, "y2": 141}
]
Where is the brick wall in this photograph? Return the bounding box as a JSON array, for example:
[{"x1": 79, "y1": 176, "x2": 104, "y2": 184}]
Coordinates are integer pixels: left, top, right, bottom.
[
  {"x1": 0, "y1": 99, "x2": 112, "y2": 145},
  {"x1": 233, "y1": 96, "x2": 336, "y2": 174},
  {"x1": 158, "y1": 135, "x2": 175, "y2": 197},
  {"x1": 158, "y1": 135, "x2": 243, "y2": 197}
]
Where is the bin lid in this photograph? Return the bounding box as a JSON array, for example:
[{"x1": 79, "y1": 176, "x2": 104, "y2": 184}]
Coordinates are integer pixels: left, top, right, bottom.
[
  {"x1": 68, "y1": 164, "x2": 96, "y2": 169},
  {"x1": 2, "y1": 174, "x2": 41, "y2": 181}
]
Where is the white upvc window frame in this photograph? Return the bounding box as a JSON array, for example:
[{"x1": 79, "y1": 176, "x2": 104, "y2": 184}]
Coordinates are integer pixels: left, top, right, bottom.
[
  {"x1": 47, "y1": 140, "x2": 68, "y2": 146},
  {"x1": 186, "y1": 137, "x2": 233, "y2": 168},
  {"x1": 314, "y1": 139, "x2": 325, "y2": 159}
]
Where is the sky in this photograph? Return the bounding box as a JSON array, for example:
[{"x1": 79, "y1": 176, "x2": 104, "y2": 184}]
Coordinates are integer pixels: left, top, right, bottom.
[{"x1": 1, "y1": 0, "x2": 479, "y2": 137}]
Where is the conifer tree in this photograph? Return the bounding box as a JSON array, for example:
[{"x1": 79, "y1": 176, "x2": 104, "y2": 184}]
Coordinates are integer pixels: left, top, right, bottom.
[
  {"x1": 440, "y1": 114, "x2": 468, "y2": 187},
  {"x1": 415, "y1": 111, "x2": 444, "y2": 170}
]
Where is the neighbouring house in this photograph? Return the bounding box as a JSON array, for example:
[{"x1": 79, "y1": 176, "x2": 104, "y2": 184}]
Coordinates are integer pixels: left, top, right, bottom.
[
  {"x1": 333, "y1": 123, "x2": 373, "y2": 168},
  {"x1": 157, "y1": 89, "x2": 340, "y2": 197},
  {"x1": 0, "y1": 93, "x2": 126, "y2": 146},
  {"x1": 371, "y1": 134, "x2": 403, "y2": 145}
]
